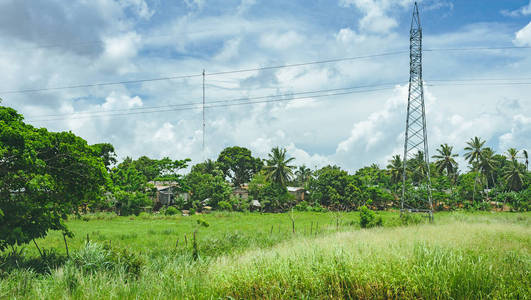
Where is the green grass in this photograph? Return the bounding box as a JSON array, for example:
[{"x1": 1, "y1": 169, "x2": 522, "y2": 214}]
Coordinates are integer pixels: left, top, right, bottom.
[{"x1": 1, "y1": 211, "x2": 530, "y2": 299}]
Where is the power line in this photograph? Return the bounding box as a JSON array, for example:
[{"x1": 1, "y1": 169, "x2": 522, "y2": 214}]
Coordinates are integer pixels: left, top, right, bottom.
[
  {"x1": 27, "y1": 85, "x2": 398, "y2": 122},
  {"x1": 424, "y1": 46, "x2": 531, "y2": 52},
  {"x1": 2, "y1": 45, "x2": 530, "y2": 95},
  {"x1": 27, "y1": 82, "x2": 404, "y2": 119},
  {"x1": 0, "y1": 73, "x2": 203, "y2": 95},
  {"x1": 0, "y1": 50, "x2": 407, "y2": 95}
]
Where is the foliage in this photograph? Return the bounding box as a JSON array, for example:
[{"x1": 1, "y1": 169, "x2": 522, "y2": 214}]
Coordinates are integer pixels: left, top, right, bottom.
[
  {"x1": 217, "y1": 146, "x2": 262, "y2": 187},
  {"x1": 185, "y1": 171, "x2": 231, "y2": 210},
  {"x1": 164, "y1": 206, "x2": 179, "y2": 216},
  {"x1": 69, "y1": 242, "x2": 143, "y2": 277},
  {"x1": 248, "y1": 172, "x2": 294, "y2": 212},
  {"x1": 111, "y1": 190, "x2": 151, "y2": 216},
  {"x1": 0, "y1": 106, "x2": 108, "y2": 251},
  {"x1": 263, "y1": 147, "x2": 296, "y2": 187},
  {"x1": 308, "y1": 165, "x2": 366, "y2": 210},
  {"x1": 294, "y1": 165, "x2": 312, "y2": 187},
  {"x1": 359, "y1": 205, "x2": 382, "y2": 228}
]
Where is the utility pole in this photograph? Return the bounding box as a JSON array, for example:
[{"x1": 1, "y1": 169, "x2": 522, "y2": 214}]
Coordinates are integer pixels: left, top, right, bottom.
[
  {"x1": 401, "y1": 2, "x2": 433, "y2": 218},
  {"x1": 202, "y1": 69, "x2": 205, "y2": 161}
]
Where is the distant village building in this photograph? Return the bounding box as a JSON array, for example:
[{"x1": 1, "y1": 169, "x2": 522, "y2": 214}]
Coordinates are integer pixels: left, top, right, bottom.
[
  {"x1": 149, "y1": 181, "x2": 189, "y2": 206},
  {"x1": 287, "y1": 187, "x2": 306, "y2": 202},
  {"x1": 232, "y1": 184, "x2": 249, "y2": 199}
]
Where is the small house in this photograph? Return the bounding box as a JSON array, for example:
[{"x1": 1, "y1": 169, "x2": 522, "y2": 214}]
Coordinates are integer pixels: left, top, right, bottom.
[
  {"x1": 287, "y1": 186, "x2": 306, "y2": 202},
  {"x1": 149, "y1": 181, "x2": 189, "y2": 206},
  {"x1": 232, "y1": 184, "x2": 249, "y2": 199}
]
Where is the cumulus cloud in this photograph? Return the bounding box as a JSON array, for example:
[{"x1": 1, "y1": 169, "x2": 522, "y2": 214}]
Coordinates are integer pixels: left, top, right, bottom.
[
  {"x1": 2, "y1": 0, "x2": 530, "y2": 173},
  {"x1": 514, "y1": 22, "x2": 531, "y2": 46},
  {"x1": 501, "y1": 1, "x2": 531, "y2": 17}
]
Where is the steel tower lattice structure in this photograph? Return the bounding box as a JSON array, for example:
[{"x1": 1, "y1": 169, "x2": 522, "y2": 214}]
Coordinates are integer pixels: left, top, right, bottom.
[{"x1": 401, "y1": 2, "x2": 433, "y2": 215}]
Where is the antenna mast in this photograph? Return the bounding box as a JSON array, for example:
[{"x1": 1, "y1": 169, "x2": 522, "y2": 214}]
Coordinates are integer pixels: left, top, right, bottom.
[{"x1": 202, "y1": 69, "x2": 205, "y2": 160}]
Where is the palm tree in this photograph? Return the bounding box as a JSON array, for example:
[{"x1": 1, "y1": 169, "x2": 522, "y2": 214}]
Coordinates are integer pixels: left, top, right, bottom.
[
  {"x1": 264, "y1": 147, "x2": 296, "y2": 187},
  {"x1": 409, "y1": 150, "x2": 428, "y2": 184},
  {"x1": 386, "y1": 155, "x2": 403, "y2": 186},
  {"x1": 503, "y1": 159, "x2": 526, "y2": 191},
  {"x1": 295, "y1": 165, "x2": 312, "y2": 186},
  {"x1": 523, "y1": 150, "x2": 529, "y2": 171},
  {"x1": 479, "y1": 147, "x2": 496, "y2": 189},
  {"x1": 506, "y1": 148, "x2": 519, "y2": 162},
  {"x1": 432, "y1": 144, "x2": 458, "y2": 190},
  {"x1": 464, "y1": 137, "x2": 486, "y2": 202},
  {"x1": 432, "y1": 144, "x2": 458, "y2": 175}
]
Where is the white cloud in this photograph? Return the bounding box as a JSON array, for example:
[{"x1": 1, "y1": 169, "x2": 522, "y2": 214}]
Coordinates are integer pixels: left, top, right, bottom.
[
  {"x1": 100, "y1": 32, "x2": 142, "y2": 74},
  {"x1": 119, "y1": 0, "x2": 154, "y2": 20},
  {"x1": 514, "y1": 22, "x2": 531, "y2": 46},
  {"x1": 259, "y1": 31, "x2": 304, "y2": 50},
  {"x1": 214, "y1": 38, "x2": 241, "y2": 62},
  {"x1": 335, "y1": 28, "x2": 366, "y2": 44},
  {"x1": 237, "y1": 0, "x2": 256, "y2": 14},
  {"x1": 501, "y1": 1, "x2": 531, "y2": 17},
  {"x1": 339, "y1": 0, "x2": 414, "y2": 34},
  {"x1": 2, "y1": 0, "x2": 530, "y2": 173}
]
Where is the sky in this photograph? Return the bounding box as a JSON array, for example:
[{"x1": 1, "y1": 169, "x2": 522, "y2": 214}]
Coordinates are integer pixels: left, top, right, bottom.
[{"x1": 0, "y1": 0, "x2": 530, "y2": 172}]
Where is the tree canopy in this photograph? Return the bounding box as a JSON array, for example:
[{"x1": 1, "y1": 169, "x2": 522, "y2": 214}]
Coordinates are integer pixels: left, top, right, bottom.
[{"x1": 0, "y1": 106, "x2": 108, "y2": 251}]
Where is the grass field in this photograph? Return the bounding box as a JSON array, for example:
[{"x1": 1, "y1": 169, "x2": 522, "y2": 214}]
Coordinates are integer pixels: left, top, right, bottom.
[{"x1": 1, "y1": 211, "x2": 530, "y2": 299}]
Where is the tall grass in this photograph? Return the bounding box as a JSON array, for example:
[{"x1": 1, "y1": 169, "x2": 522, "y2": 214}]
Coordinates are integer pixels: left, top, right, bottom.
[{"x1": 0, "y1": 212, "x2": 529, "y2": 299}]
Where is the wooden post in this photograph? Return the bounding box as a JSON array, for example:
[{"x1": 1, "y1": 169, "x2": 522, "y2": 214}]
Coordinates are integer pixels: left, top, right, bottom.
[
  {"x1": 86, "y1": 233, "x2": 90, "y2": 244},
  {"x1": 184, "y1": 233, "x2": 188, "y2": 247},
  {"x1": 270, "y1": 225, "x2": 273, "y2": 235},
  {"x1": 310, "y1": 222, "x2": 313, "y2": 235}
]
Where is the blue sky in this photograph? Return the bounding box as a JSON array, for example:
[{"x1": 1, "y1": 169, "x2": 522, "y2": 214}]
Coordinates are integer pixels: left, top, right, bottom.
[{"x1": 0, "y1": 0, "x2": 530, "y2": 171}]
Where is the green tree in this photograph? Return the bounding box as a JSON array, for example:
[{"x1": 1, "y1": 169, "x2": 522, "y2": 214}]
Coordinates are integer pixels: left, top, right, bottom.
[
  {"x1": 191, "y1": 159, "x2": 221, "y2": 176},
  {"x1": 308, "y1": 165, "x2": 365, "y2": 210},
  {"x1": 432, "y1": 144, "x2": 458, "y2": 194},
  {"x1": 503, "y1": 160, "x2": 526, "y2": 191},
  {"x1": 523, "y1": 150, "x2": 528, "y2": 171},
  {"x1": 0, "y1": 106, "x2": 108, "y2": 251},
  {"x1": 464, "y1": 137, "x2": 486, "y2": 201},
  {"x1": 506, "y1": 148, "x2": 519, "y2": 162},
  {"x1": 407, "y1": 151, "x2": 428, "y2": 185},
  {"x1": 479, "y1": 147, "x2": 496, "y2": 188},
  {"x1": 91, "y1": 143, "x2": 117, "y2": 170},
  {"x1": 387, "y1": 155, "x2": 403, "y2": 186},
  {"x1": 217, "y1": 146, "x2": 262, "y2": 187},
  {"x1": 264, "y1": 147, "x2": 295, "y2": 187},
  {"x1": 185, "y1": 171, "x2": 231, "y2": 210},
  {"x1": 248, "y1": 172, "x2": 293, "y2": 212},
  {"x1": 294, "y1": 165, "x2": 312, "y2": 186}
]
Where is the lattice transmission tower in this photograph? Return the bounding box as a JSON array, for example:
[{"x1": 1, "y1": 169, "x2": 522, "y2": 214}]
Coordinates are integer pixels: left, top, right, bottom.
[{"x1": 401, "y1": 2, "x2": 433, "y2": 216}]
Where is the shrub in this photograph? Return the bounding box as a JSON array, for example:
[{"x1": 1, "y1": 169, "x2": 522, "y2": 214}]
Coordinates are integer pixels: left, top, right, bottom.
[
  {"x1": 68, "y1": 242, "x2": 143, "y2": 277},
  {"x1": 359, "y1": 205, "x2": 382, "y2": 228},
  {"x1": 294, "y1": 201, "x2": 309, "y2": 211},
  {"x1": 165, "y1": 206, "x2": 179, "y2": 216},
  {"x1": 218, "y1": 201, "x2": 232, "y2": 211},
  {"x1": 400, "y1": 212, "x2": 422, "y2": 225}
]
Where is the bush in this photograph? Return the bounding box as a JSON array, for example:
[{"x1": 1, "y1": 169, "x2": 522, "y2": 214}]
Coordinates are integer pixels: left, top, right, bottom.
[
  {"x1": 400, "y1": 212, "x2": 422, "y2": 225},
  {"x1": 68, "y1": 242, "x2": 143, "y2": 277},
  {"x1": 294, "y1": 201, "x2": 309, "y2": 211},
  {"x1": 165, "y1": 206, "x2": 179, "y2": 216},
  {"x1": 359, "y1": 205, "x2": 382, "y2": 228},
  {"x1": 218, "y1": 201, "x2": 232, "y2": 211},
  {"x1": 113, "y1": 191, "x2": 152, "y2": 216}
]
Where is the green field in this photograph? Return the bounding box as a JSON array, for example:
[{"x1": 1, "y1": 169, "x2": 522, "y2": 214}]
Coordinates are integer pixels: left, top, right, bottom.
[{"x1": 1, "y1": 211, "x2": 530, "y2": 299}]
